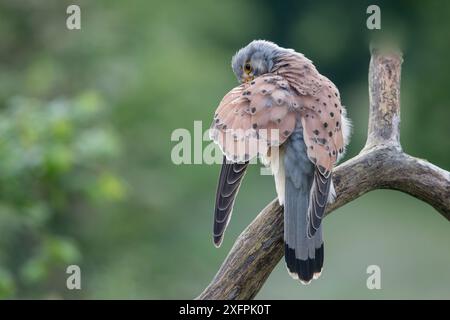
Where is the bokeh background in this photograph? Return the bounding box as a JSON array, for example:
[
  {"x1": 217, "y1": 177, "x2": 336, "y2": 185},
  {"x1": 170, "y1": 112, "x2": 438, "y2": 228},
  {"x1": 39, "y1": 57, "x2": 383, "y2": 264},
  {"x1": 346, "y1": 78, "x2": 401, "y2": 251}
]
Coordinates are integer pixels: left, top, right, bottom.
[{"x1": 0, "y1": 0, "x2": 449, "y2": 299}]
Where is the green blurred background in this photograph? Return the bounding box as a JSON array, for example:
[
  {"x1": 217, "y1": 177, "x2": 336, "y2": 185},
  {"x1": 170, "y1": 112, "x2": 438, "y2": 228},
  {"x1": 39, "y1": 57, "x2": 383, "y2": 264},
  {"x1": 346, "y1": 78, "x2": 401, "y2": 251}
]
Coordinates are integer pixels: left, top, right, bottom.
[{"x1": 0, "y1": 0, "x2": 448, "y2": 299}]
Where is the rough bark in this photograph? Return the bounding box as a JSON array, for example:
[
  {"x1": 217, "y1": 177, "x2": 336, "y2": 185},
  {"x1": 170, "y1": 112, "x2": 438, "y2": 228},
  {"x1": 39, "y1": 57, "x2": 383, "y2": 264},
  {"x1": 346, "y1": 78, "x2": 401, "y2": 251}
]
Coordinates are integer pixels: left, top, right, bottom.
[{"x1": 197, "y1": 49, "x2": 450, "y2": 300}]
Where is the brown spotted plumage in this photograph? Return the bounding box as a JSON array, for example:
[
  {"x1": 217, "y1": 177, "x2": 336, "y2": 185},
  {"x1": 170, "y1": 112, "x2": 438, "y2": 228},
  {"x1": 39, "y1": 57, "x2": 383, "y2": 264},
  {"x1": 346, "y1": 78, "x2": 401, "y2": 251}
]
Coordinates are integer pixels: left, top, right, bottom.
[
  {"x1": 211, "y1": 53, "x2": 346, "y2": 176},
  {"x1": 211, "y1": 74, "x2": 297, "y2": 162}
]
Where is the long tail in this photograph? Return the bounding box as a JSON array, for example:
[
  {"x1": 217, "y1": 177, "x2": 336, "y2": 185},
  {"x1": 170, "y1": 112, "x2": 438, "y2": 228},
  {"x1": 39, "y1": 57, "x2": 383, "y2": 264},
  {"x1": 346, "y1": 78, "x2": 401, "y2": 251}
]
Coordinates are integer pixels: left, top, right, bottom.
[{"x1": 283, "y1": 129, "x2": 324, "y2": 284}]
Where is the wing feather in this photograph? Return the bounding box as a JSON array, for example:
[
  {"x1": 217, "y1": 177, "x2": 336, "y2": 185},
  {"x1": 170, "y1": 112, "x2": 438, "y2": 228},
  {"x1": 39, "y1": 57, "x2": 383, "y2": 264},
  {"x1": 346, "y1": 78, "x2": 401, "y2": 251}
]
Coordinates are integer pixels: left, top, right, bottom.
[
  {"x1": 307, "y1": 169, "x2": 331, "y2": 238},
  {"x1": 213, "y1": 157, "x2": 248, "y2": 246},
  {"x1": 210, "y1": 74, "x2": 297, "y2": 162},
  {"x1": 274, "y1": 52, "x2": 346, "y2": 174}
]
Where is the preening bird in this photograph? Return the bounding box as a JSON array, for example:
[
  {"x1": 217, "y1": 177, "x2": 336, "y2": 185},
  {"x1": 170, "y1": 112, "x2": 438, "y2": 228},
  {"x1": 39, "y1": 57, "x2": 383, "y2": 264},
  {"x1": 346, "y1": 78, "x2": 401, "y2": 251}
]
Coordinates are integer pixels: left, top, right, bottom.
[{"x1": 209, "y1": 40, "x2": 351, "y2": 284}]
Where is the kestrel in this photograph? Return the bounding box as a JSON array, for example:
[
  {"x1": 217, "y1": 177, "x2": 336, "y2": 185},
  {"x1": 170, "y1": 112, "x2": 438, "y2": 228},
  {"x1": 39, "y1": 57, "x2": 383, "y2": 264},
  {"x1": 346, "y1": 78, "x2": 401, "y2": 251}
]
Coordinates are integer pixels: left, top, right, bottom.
[{"x1": 209, "y1": 40, "x2": 351, "y2": 284}]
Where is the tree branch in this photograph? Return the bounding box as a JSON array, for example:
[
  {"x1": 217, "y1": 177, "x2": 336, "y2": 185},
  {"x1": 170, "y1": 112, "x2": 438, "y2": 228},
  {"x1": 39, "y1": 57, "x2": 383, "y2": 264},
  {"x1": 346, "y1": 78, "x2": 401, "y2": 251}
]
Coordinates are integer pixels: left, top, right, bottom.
[
  {"x1": 197, "y1": 49, "x2": 450, "y2": 300},
  {"x1": 365, "y1": 49, "x2": 402, "y2": 150}
]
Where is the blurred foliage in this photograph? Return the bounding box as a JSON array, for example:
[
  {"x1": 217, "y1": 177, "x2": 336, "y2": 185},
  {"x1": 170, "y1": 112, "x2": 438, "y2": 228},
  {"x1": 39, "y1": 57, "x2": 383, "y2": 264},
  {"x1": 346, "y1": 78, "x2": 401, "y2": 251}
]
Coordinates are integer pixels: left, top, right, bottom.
[
  {"x1": 0, "y1": 92, "x2": 122, "y2": 298},
  {"x1": 0, "y1": 0, "x2": 448, "y2": 299}
]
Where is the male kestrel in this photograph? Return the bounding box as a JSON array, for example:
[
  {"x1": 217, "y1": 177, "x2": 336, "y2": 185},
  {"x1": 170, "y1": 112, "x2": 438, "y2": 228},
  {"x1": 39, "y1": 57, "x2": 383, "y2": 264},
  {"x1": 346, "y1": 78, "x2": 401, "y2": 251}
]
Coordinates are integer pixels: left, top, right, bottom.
[{"x1": 209, "y1": 40, "x2": 351, "y2": 284}]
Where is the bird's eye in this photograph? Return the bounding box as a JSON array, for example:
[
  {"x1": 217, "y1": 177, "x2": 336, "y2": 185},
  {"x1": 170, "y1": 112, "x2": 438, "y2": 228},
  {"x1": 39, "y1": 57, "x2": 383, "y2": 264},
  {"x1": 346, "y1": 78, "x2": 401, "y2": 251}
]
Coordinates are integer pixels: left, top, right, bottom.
[{"x1": 244, "y1": 63, "x2": 252, "y2": 73}]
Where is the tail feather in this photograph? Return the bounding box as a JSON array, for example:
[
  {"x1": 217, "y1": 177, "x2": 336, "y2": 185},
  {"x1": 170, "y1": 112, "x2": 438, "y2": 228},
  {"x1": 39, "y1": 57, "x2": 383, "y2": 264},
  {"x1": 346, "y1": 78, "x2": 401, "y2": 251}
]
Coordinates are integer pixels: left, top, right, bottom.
[
  {"x1": 284, "y1": 230, "x2": 324, "y2": 284},
  {"x1": 313, "y1": 243, "x2": 324, "y2": 279},
  {"x1": 283, "y1": 128, "x2": 324, "y2": 284}
]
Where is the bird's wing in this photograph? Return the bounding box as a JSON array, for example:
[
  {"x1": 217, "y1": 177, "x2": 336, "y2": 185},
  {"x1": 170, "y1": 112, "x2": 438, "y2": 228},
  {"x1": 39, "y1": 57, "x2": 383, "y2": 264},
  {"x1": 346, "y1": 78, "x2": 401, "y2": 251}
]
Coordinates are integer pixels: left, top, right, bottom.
[
  {"x1": 210, "y1": 74, "x2": 297, "y2": 246},
  {"x1": 275, "y1": 52, "x2": 346, "y2": 236},
  {"x1": 299, "y1": 83, "x2": 345, "y2": 237},
  {"x1": 306, "y1": 168, "x2": 331, "y2": 238},
  {"x1": 210, "y1": 74, "x2": 297, "y2": 162},
  {"x1": 213, "y1": 157, "x2": 248, "y2": 247},
  {"x1": 274, "y1": 52, "x2": 346, "y2": 175}
]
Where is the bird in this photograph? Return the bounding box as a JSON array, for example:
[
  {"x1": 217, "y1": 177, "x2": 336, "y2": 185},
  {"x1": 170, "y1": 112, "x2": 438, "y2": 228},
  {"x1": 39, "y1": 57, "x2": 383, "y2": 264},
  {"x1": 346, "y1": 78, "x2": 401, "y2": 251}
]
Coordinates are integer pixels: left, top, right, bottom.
[{"x1": 209, "y1": 40, "x2": 351, "y2": 284}]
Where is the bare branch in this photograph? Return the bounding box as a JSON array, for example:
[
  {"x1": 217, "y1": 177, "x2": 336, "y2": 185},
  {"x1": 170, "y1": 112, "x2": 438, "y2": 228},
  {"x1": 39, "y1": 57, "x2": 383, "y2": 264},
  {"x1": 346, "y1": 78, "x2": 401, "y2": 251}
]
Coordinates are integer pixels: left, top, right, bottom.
[
  {"x1": 197, "y1": 49, "x2": 450, "y2": 300},
  {"x1": 365, "y1": 50, "x2": 403, "y2": 150}
]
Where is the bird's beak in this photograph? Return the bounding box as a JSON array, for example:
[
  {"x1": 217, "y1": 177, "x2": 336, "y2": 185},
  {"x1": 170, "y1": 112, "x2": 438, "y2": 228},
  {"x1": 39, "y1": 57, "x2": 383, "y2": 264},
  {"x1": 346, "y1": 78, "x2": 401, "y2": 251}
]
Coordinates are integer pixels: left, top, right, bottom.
[{"x1": 243, "y1": 75, "x2": 254, "y2": 83}]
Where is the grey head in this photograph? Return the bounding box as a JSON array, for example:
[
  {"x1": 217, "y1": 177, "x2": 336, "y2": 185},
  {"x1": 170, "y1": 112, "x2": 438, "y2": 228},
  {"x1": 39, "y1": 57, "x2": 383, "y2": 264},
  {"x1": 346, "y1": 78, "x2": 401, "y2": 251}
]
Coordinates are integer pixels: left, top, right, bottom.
[{"x1": 231, "y1": 40, "x2": 288, "y2": 83}]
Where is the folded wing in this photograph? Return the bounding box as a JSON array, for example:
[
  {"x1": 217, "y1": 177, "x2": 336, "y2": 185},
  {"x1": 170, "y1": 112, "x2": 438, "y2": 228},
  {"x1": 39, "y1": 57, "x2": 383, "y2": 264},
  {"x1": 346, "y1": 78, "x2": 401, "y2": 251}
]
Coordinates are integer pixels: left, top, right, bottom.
[
  {"x1": 210, "y1": 74, "x2": 297, "y2": 162},
  {"x1": 210, "y1": 74, "x2": 297, "y2": 245},
  {"x1": 274, "y1": 53, "x2": 346, "y2": 235},
  {"x1": 213, "y1": 157, "x2": 248, "y2": 247}
]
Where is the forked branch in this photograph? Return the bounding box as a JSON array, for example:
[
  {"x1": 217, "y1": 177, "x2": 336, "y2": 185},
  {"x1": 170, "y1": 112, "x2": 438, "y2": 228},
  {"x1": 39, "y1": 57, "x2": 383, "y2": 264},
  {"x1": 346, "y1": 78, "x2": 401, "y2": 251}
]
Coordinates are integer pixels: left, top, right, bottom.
[{"x1": 197, "y1": 49, "x2": 450, "y2": 300}]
